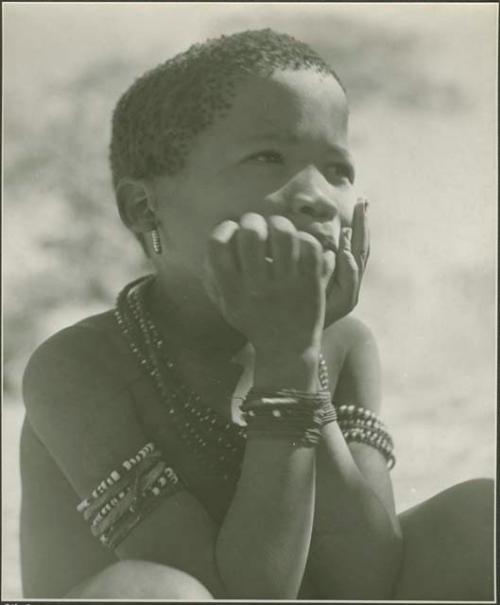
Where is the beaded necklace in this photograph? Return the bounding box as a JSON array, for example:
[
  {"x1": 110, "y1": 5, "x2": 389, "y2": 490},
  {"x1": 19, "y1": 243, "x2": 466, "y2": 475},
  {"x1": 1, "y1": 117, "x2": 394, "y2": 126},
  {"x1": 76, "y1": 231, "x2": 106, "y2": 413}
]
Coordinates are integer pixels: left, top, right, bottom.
[{"x1": 115, "y1": 274, "x2": 329, "y2": 483}]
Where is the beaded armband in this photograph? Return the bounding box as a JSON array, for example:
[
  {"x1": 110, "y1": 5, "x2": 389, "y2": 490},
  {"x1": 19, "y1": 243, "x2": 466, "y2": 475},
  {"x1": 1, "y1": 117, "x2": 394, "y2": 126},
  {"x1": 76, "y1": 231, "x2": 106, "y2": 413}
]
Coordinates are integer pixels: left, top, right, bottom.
[
  {"x1": 337, "y1": 404, "x2": 396, "y2": 469},
  {"x1": 76, "y1": 442, "x2": 185, "y2": 549},
  {"x1": 241, "y1": 388, "x2": 337, "y2": 447}
]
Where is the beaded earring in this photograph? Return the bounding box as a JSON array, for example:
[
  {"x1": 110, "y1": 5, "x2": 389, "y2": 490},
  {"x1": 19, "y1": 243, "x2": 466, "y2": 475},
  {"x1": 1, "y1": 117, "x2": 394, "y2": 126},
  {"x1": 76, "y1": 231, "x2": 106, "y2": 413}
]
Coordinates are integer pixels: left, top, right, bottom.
[{"x1": 151, "y1": 228, "x2": 162, "y2": 254}]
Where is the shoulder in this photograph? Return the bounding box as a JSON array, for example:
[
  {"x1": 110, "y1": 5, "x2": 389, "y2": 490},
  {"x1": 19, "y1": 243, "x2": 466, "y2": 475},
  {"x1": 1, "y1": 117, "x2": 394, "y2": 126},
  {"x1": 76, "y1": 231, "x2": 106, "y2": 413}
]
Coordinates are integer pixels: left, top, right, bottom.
[
  {"x1": 22, "y1": 310, "x2": 154, "y2": 494},
  {"x1": 322, "y1": 315, "x2": 381, "y2": 412},
  {"x1": 24, "y1": 308, "x2": 137, "y2": 382},
  {"x1": 23, "y1": 309, "x2": 141, "y2": 426},
  {"x1": 27, "y1": 309, "x2": 124, "y2": 358},
  {"x1": 322, "y1": 315, "x2": 378, "y2": 368}
]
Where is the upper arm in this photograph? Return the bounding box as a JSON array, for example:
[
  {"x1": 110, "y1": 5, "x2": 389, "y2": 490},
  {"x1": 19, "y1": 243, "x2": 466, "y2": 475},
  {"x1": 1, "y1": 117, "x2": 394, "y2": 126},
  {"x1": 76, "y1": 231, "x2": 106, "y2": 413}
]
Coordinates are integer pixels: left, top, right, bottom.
[
  {"x1": 23, "y1": 328, "x2": 148, "y2": 495},
  {"x1": 324, "y1": 317, "x2": 396, "y2": 516},
  {"x1": 22, "y1": 326, "x2": 225, "y2": 596},
  {"x1": 327, "y1": 316, "x2": 382, "y2": 413}
]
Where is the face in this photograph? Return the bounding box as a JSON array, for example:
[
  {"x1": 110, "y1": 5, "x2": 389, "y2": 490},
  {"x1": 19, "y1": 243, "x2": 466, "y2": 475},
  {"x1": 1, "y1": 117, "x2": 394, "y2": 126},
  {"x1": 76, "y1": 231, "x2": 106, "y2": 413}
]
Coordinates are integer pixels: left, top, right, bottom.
[{"x1": 153, "y1": 68, "x2": 356, "y2": 278}]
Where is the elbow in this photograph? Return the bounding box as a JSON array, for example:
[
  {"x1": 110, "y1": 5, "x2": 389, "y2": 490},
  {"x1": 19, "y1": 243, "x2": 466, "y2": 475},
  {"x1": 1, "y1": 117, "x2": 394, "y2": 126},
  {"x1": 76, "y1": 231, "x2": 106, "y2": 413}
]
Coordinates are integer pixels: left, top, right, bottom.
[
  {"x1": 216, "y1": 558, "x2": 301, "y2": 600},
  {"x1": 219, "y1": 572, "x2": 301, "y2": 600},
  {"x1": 387, "y1": 527, "x2": 405, "y2": 599},
  {"x1": 366, "y1": 528, "x2": 404, "y2": 600},
  {"x1": 215, "y1": 537, "x2": 304, "y2": 600},
  {"x1": 313, "y1": 528, "x2": 404, "y2": 600}
]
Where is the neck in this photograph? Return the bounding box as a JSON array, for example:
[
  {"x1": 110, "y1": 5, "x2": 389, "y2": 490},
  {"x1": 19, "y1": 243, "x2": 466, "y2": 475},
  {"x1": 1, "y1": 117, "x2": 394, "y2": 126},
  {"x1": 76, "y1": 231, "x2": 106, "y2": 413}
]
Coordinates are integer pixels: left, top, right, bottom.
[{"x1": 147, "y1": 268, "x2": 246, "y2": 363}]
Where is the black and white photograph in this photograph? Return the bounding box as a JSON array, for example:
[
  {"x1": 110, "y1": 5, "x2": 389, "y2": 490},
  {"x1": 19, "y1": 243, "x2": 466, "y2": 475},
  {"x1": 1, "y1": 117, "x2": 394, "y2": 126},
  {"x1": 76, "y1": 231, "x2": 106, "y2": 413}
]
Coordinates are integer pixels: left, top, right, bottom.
[{"x1": 2, "y1": 2, "x2": 497, "y2": 601}]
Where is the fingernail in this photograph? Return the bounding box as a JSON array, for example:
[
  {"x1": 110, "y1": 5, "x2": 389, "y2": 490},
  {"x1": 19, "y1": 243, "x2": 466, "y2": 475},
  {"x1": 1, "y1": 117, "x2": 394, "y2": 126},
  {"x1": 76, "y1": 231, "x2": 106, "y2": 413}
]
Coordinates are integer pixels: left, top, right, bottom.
[{"x1": 358, "y1": 196, "x2": 369, "y2": 212}]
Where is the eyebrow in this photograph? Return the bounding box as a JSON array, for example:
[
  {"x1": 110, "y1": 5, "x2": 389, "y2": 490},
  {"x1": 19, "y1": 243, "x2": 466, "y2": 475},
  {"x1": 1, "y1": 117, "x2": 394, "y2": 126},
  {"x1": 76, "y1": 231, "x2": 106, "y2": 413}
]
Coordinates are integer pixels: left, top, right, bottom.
[{"x1": 239, "y1": 132, "x2": 353, "y2": 161}]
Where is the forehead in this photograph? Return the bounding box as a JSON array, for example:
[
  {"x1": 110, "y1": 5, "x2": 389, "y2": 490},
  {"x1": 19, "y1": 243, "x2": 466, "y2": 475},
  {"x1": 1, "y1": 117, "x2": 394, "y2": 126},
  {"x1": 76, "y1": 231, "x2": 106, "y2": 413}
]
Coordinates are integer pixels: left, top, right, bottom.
[
  {"x1": 196, "y1": 68, "x2": 349, "y2": 151},
  {"x1": 239, "y1": 69, "x2": 347, "y2": 125}
]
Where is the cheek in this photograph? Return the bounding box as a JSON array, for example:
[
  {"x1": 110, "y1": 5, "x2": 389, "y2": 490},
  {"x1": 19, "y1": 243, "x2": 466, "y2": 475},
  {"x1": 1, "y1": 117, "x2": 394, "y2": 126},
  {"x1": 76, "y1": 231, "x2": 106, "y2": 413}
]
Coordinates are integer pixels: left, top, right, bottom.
[
  {"x1": 203, "y1": 182, "x2": 267, "y2": 224},
  {"x1": 159, "y1": 201, "x2": 204, "y2": 257}
]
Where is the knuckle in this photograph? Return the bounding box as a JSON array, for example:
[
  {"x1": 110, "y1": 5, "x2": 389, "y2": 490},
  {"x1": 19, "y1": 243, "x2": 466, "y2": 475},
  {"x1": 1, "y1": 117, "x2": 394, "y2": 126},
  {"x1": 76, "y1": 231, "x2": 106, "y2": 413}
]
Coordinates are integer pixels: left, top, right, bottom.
[
  {"x1": 268, "y1": 215, "x2": 296, "y2": 234},
  {"x1": 360, "y1": 248, "x2": 369, "y2": 258},
  {"x1": 218, "y1": 219, "x2": 239, "y2": 232},
  {"x1": 238, "y1": 228, "x2": 266, "y2": 245},
  {"x1": 209, "y1": 220, "x2": 238, "y2": 243},
  {"x1": 207, "y1": 235, "x2": 227, "y2": 253},
  {"x1": 240, "y1": 212, "x2": 265, "y2": 228},
  {"x1": 239, "y1": 216, "x2": 267, "y2": 241},
  {"x1": 348, "y1": 256, "x2": 360, "y2": 273},
  {"x1": 240, "y1": 211, "x2": 261, "y2": 222},
  {"x1": 297, "y1": 231, "x2": 322, "y2": 251}
]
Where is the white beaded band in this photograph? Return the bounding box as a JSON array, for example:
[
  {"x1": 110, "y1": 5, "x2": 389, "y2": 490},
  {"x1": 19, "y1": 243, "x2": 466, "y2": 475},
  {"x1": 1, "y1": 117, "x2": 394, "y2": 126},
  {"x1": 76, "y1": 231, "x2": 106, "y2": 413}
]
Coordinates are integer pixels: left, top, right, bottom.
[{"x1": 77, "y1": 442, "x2": 156, "y2": 513}]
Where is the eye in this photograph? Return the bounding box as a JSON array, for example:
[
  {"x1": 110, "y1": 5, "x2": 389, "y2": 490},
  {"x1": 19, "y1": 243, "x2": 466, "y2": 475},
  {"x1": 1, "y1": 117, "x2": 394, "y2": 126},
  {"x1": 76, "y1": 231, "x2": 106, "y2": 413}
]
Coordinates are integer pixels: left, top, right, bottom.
[
  {"x1": 246, "y1": 150, "x2": 284, "y2": 165},
  {"x1": 326, "y1": 162, "x2": 355, "y2": 184}
]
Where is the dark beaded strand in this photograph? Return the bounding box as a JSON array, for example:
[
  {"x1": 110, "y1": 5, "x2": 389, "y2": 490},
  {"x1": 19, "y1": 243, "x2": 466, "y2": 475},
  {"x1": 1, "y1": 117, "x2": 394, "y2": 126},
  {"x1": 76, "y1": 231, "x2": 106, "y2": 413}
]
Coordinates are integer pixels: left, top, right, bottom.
[
  {"x1": 114, "y1": 275, "x2": 395, "y2": 477},
  {"x1": 115, "y1": 276, "x2": 246, "y2": 483}
]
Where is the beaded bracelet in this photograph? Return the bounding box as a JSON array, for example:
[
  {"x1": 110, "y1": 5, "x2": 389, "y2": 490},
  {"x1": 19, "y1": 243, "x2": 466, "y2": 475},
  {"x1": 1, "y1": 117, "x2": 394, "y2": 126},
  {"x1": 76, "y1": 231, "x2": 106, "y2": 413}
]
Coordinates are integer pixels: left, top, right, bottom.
[
  {"x1": 82, "y1": 451, "x2": 163, "y2": 523},
  {"x1": 339, "y1": 422, "x2": 394, "y2": 448},
  {"x1": 91, "y1": 463, "x2": 179, "y2": 538},
  {"x1": 77, "y1": 442, "x2": 156, "y2": 514},
  {"x1": 99, "y1": 471, "x2": 181, "y2": 550},
  {"x1": 77, "y1": 442, "x2": 184, "y2": 549},
  {"x1": 95, "y1": 468, "x2": 183, "y2": 549},
  {"x1": 242, "y1": 388, "x2": 336, "y2": 446},
  {"x1": 337, "y1": 404, "x2": 384, "y2": 426},
  {"x1": 321, "y1": 403, "x2": 338, "y2": 425},
  {"x1": 342, "y1": 428, "x2": 396, "y2": 469},
  {"x1": 90, "y1": 460, "x2": 169, "y2": 534},
  {"x1": 335, "y1": 403, "x2": 396, "y2": 469}
]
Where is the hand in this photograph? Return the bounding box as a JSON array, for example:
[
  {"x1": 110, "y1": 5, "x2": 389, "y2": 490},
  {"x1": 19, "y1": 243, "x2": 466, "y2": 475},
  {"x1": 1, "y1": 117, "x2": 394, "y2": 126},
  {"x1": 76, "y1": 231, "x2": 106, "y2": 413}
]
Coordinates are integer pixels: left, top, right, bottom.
[
  {"x1": 324, "y1": 199, "x2": 370, "y2": 327},
  {"x1": 203, "y1": 213, "x2": 335, "y2": 357}
]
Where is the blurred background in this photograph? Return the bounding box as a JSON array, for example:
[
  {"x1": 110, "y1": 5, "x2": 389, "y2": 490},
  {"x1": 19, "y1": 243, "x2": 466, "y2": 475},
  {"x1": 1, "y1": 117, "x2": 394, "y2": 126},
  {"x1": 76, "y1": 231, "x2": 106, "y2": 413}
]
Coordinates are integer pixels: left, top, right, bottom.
[{"x1": 2, "y1": 2, "x2": 497, "y2": 598}]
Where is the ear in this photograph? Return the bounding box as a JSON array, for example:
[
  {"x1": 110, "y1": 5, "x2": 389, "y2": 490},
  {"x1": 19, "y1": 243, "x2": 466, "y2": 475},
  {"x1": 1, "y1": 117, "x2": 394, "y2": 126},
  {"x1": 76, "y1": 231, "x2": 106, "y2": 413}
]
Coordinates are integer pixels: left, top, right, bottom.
[{"x1": 116, "y1": 178, "x2": 157, "y2": 235}]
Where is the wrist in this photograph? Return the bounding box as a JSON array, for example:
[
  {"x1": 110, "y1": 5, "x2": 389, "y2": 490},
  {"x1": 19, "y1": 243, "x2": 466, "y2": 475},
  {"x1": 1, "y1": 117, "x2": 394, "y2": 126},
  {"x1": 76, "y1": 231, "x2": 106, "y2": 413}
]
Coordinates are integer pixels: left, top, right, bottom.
[{"x1": 253, "y1": 347, "x2": 321, "y2": 392}]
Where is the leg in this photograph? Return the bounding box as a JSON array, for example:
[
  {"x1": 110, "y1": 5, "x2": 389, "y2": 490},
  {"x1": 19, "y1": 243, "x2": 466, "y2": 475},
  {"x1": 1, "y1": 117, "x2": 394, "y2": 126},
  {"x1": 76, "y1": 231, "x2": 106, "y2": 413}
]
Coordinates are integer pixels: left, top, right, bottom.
[
  {"x1": 64, "y1": 559, "x2": 214, "y2": 599},
  {"x1": 393, "y1": 478, "x2": 494, "y2": 600}
]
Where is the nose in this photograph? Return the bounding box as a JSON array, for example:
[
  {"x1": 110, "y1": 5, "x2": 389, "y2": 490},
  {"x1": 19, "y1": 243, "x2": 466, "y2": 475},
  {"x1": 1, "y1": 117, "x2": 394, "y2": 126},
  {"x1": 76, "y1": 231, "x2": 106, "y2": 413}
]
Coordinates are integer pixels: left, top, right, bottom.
[{"x1": 266, "y1": 165, "x2": 338, "y2": 222}]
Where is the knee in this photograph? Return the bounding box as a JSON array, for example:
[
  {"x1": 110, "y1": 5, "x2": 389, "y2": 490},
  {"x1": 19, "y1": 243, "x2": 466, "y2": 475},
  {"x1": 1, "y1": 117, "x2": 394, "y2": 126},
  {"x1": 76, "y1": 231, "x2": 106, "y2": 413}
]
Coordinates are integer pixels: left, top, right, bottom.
[
  {"x1": 439, "y1": 478, "x2": 494, "y2": 527},
  {"x1": 399, "y1": 477, "x2": 495, "y2": 570},
  {"x1": 457, "y1": 477, "x2": 494, "y2": 505},
  {"x1": 74, "y1": 560, "x2": 214, "y2": 599},
  {"x1": 396, "y1": 478, "x2": 494, "y2": 600}
]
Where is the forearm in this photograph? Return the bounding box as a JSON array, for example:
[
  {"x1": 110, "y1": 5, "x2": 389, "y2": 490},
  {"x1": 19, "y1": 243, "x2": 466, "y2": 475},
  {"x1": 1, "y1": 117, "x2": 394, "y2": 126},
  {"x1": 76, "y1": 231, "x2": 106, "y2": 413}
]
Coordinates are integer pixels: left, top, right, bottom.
[
  {"x1": 308, "y1": 421, "x2": 402, "y2": 599},
  {"x1": 215, "y1": 351, "x2": 318, "y2": 599},
  {"x1": 216, "y1": 439, "x2": 316, "y2": 599}
]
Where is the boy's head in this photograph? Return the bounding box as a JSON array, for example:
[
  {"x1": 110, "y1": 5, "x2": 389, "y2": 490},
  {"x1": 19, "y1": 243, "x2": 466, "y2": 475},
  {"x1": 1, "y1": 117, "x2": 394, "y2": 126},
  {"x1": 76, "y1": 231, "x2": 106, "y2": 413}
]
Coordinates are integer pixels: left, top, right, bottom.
[
  {"x1": 111, "y1": 29, "x2": 354, "y2": 266},
  {"x1": 110, "y1": 28, "x2": 344, "y2": 191}
]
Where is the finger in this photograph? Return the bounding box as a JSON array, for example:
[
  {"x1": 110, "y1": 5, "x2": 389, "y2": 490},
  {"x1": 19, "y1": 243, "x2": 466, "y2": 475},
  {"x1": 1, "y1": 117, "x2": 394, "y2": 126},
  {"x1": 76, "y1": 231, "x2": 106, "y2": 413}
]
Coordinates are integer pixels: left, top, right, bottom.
[
  {"x1": 236, "y1": 213, "x2": 268, "y2": 290},
  {"x1": 297, "y1": 231, "x2": 323, "y2": 280},
  {"x1": 268, "y1": 215, "x2": 299, "y2": 278},
  {"x1": 202, "y1": 257, "x2": 222, "y2": 305},
  {"x1": 322, "y1": 249, "x2": 336, "y2": 282},
  {"x1": 335, "y1": 227, "x2": 359, "y2": 292},
  {"x1": 207, "y1": 220, "x2": 240, "y2": 279},
  {"x1": 341, "y1": 226, "x2": 353, "y2": 254},
  {"x1": 351, "y1": 197, "x2": 370, "y2": 272}
]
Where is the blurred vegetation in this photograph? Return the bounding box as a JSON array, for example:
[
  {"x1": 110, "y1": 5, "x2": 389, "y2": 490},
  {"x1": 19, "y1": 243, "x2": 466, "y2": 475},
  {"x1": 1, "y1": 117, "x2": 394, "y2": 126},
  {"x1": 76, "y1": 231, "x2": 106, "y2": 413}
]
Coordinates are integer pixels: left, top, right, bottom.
[{"x1": 2, "y1": 17, "x2": 475, "y2": 398}]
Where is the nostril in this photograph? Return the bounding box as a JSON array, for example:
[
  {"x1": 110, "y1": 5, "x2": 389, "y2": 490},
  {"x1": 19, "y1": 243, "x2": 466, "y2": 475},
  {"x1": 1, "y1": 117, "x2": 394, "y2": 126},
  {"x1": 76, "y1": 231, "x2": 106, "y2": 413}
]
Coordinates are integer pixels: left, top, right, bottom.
[{"x1": 299, "y1": 205, "x2": 316, "y2": 217}]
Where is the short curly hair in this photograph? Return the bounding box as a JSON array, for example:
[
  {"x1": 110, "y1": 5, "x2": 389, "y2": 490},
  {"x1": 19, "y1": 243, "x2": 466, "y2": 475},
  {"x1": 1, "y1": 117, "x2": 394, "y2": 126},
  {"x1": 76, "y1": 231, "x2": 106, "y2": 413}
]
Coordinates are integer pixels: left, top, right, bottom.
[{"x1": 109, "y1": 28, "x2": 343, "y2": 191}]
